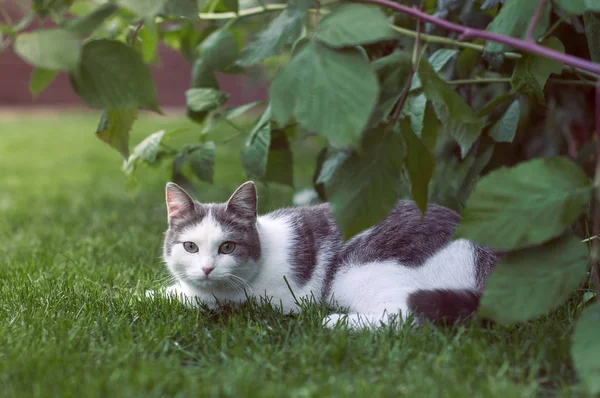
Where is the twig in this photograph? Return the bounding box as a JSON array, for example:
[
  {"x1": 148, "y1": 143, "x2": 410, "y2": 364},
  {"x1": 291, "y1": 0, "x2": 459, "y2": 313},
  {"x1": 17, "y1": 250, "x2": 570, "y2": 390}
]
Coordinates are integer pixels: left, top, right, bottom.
[
  {"x1": 526, "y1": 0, "x2": 547, "y2": 42},
  {"x1": 539, "y1": 11, "x2": 576, "y2": 43},
  {"x1": 446, "y1": 77, "x2": 598, "y2": 87},
  {"x1": 388, "y1": 13, "x2": 422, "y2": 127},
  {"x1": 361, "y1": 0, "x2": 600, "y2": 76},
  {"x1": 315, "y1": 0, "x2": 321, "y2": 30},
  {"x1": 199, "y1": 4, "x2": 286, "y2": 19}
]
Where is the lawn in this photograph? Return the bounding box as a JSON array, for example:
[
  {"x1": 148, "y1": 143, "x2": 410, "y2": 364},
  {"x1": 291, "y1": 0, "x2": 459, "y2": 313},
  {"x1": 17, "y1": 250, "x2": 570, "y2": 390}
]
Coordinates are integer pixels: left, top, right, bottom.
[{"x1": 0, "y1": 111, "x2": 593, "y2": 397}]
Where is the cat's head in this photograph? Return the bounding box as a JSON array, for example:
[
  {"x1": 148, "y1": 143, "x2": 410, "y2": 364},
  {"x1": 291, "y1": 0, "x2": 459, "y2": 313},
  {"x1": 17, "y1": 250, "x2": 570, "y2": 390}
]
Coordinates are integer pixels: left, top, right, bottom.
[{"x1": 162, "y1": 181, "x2": 261, "y2": 290}]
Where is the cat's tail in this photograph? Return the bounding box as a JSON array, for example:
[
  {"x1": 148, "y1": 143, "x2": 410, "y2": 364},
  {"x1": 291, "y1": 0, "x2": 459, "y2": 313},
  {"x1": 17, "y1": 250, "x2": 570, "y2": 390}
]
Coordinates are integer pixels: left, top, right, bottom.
[{"x1": 407, "y1": 288, "x2": 483, "y2": 326}]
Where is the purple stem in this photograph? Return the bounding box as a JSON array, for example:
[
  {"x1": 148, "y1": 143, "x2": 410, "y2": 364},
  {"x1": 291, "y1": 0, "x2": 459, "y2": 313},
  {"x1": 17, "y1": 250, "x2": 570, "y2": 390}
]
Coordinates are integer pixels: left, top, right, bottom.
[
  {"x1": 526, "y1": 0, "x2": 547, "y2": 42},
  {"x1": 361, "y1": 0, "x2": 600, "y2": 76}
]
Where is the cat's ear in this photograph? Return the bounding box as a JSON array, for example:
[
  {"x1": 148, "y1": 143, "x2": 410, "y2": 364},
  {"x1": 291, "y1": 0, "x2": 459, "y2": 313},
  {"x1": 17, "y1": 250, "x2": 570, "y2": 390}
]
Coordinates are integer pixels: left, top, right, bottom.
[
  {"x1": 226, "y1": 181, "x2": 257, "y2": 222},
  {"x1": 165, "y1": 182, "x2": 195, "y2": 225}
]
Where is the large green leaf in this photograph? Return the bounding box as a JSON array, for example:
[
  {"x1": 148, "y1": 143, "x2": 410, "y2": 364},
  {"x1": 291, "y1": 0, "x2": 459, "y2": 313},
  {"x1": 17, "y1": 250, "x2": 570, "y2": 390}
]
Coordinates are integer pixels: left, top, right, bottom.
[
  {"x1": 571, "y1": 302, "x2": 600, "y2": 394},
  {"x1": 265, "y1": 129, "x2": 294, "y2": 187},
  {"x1": 555, "y1": 0, "x2": 600, "y2": 14},
  {"x1": 65, "y1": 3, "x2": 119, "y2": 36},
  {"x1": 489, "y1": 99, "x2": 520, "y2": 143},
  {"x1": 270, "y1": 42, "x2": 379, "y2": 148},
  {"x1": 315, "y1": 4, "x2": 397, "y2": 47},
  {"x1": 240, "y1": 107, "x2": 271, "y2": 181},
  {"x1": 326, "y1": 126, "x2": 404, "y2": 239},
  {"x1": 510, "y1": 37, "x2": 565, "y2": 105},
  {"x1": 584, "y1": 12, "x2": 600, "y2": 63},
  {"x1": 191, "y1": 59, "x2": 220, "y2": 89},
  {"x1": 478, "y1": 234, "x2": 589, "y2": 324},
  {"x1": 29, "y1": 68, "x2": 58, "y2": 98},
  {"x1": 419, "y1": 57, "x2": 484, "y2": 157},
  {"x1": 96, "y1": 108, "x2": 138, "y2": 159},
  {"x1": 117, "y1": 0, "x2": 168, "y2": 17},
  {"x1": 401, "y1": 93, "x2": 427, "y2": 136},
  {"x1": 188, "y1": 142, "x2": 215, "y2": 183},
  {"x1": 484, "y1": 0, "x2": 550, "y2": 53},
  {"x1": 403, "y1": 121, "x2": 434, "y2": 215},
  {"x1": 237, "y1": 0, "x2": 310, "y2": 66},
  {"x1": 15, "y1": 29, "x2": 81, "y2": 71},
  {"x1": 199, "y1": 29, "x2": 239, "y2": 70},
  {"x1": 70, "y1": 39, "x2": 159, "y2": 111},
  {"x1": 186, "y1": 88, "x2": 229, "y2": 113},
  {"x1": 139, "y1": 22, "x2": 159, "y2": 63},
  {"x1": 455, "y1": 157, "x2": 593, "y2": 250}
]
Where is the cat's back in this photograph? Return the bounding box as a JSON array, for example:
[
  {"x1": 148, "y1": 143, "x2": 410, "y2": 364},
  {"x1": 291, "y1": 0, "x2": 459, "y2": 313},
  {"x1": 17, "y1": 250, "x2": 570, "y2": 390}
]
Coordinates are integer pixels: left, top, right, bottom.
[{"x1": 341, "y1": 200, "x2": 462, "y2": 267}]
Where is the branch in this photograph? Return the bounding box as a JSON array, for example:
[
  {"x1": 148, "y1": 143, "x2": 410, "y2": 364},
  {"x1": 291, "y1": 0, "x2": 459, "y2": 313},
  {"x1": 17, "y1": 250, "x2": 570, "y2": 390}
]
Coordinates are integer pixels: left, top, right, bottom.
[
  {"x1": 526, "y1": 0, "x2": 547, "y2": 42},
  {"x1": 388, "y1": 14, "x2": 422, "y2": 127},
  {"x1": 199, "y1": 4, "x2": 286, "y2": 20},
  {"x1": 361, "y1": 0, "x2": 600, "y2": 76}
]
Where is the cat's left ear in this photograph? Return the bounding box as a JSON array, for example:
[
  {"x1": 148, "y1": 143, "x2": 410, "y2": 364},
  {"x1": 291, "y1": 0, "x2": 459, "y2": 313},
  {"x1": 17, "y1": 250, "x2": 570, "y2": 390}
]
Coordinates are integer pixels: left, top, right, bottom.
[
  {"x1": 226, "y1": 181, "x2": 257, "y2": 222},
  {"x1": 166, "y1": 182, "x2": 195, "y2": 226}
]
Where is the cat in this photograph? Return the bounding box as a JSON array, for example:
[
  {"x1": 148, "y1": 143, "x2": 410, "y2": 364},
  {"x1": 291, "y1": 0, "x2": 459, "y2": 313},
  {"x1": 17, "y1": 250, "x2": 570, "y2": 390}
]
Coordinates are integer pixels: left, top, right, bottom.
[
  {"x1": 152, "y1": 181, "x2": 342, "y2": 313},
  {"x1": 150, "y1": 181, "x2": 501, "y2": 329},
  {"x1": 322, "y1": 201, "x2": 501, "y2": 329}
]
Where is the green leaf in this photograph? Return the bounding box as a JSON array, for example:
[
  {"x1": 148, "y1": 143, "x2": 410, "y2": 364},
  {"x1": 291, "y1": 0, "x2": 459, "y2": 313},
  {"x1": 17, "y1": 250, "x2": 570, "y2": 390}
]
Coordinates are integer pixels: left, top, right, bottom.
[
  {"x1": 188, "y1": 142, "x2": 215, "y2": 183},
  {"x1": 403, "y1": 121, "x2": 434, "y2": 215},
  {"x1": 316, "y1": 150, "x2": 351, "y2": 185},
  {"x1": 315, "y1": 4, "x2": 397, "y2": 48},
  {"x1": 484, "y1": 0, "x2": 550, "y2": 53},
  {"x1": 237, "y1": 0, "x2": 310, "y2": 66},
  {"x1": 401, "y1": 93, "x2": 427, "y2": 136},
  {"x1": 571, "y1": 302, "x2": 600, "y2": 394},
  {"x1": 478, "y1": 234, "x2": 589, "y2": 324},
  {"x1": 489, "y1": 99, "x2": 520, "y2": 143},
  {"x1": 15, "y1": 29, "x2": 81, "y2": 71},
  {"x1": 124, "y1": 129, "x2": 166, "y2": 174},
  {"x1": 65, "y1": 3, "x2": 119, "y2": 37},
  {"x1": 162, "y1": 0, "x2": 199, "y2": 19},
  {"x1": 326, "y1": 126, "x2": 404, "y2": 239},
  {"x1": 265, "y1": 129, "x2": 294, "y2": 187},
  {"x1": 117, "y1": 0, "x2": 169, "y2": 17},
  {"x1": 29, "y1": 68, "x2": 58, "y2": 98},
  {"x1": 96, "y1": 109, "x2": 137, "y2": 159},
  {"x1": 33, "y1": 0, "x2": 72, "y2": 16},
  {"x1": 139, "y1": 22, "x2": 159, "y2": 63},
  {"x1": 419, "y1": 103, "x2": 438, "y2": 151},
  {"x1": 455, "y1": 157, "x2": 593, "y2": 250},
  {"x1": 270, "y1": 42, "x2": 379, "y2": 148},
  {"x1": 456, "y1": 136, "x2": 495, "y2": 205},
  {"x1": 240, "y1": 107, "x2": 271, "y2": 181},
  {"x1": 584, "y1": 11, "x2": 600, "y2": 63},
  {"x1": 199, "y1": 29, "x2": 239, "y2": 70},
  {"x1": 510, "y1": 37, "x2": 565, "y2": 104},
  {"x1": 186, "y1": 88, "x2": 229, "y2": 113},
  {"x1": 191, "y1": 59, "x2": 220, "y2": 89},
  {"x1": 70, "y1": 39, "x2": 159, "y2": 111},
  {"x1": 555, "y1": 0, "x2": 600, "y2": 14},
  {"x1": 419, "y1": 56, "x2": 484, "y2": 157},
  {"x1": 411, "y1": 49, "x2": 458, "y2": 91}
]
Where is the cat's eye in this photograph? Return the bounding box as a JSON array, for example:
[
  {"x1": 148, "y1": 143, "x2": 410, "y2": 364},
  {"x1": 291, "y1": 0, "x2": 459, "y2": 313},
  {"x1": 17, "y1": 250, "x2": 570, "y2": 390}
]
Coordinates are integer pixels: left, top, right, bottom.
[
  {"x1": 183, "y1": 242, "x2": 198, "y2": 253},
  {"x1": 218, "y1": 241, "x2": 236, "y2": 254}
]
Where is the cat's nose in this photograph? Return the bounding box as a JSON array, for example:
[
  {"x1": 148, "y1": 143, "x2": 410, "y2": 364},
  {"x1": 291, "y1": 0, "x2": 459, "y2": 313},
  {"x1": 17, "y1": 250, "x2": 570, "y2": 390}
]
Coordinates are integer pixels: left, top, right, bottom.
[{"x1": 202, "y1": 267, "x2": 214, "y2": 276}]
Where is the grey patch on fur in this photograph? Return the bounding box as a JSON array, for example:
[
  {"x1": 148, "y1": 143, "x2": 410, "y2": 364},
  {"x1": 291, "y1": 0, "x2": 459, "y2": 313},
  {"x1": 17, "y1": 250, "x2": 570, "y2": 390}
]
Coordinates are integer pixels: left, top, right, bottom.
[
  {"x1": 407, "y1": 288, "x2": 481, "y2": 325},
  {"x1": 163, "y1": 203, "x2": 208, "y2": 257},
  {"x1": 210, "y1": 204, "x2": 261, "y2": 262},
  {"x1": 474, "y1": 246, "x2": 503, "y2": 291},
  {"x1": 324, "y1": 200, "x2": 499, "y2": 297},
  {"x1": 269, "y1": 204, "x2": 343, "y2": 287}
]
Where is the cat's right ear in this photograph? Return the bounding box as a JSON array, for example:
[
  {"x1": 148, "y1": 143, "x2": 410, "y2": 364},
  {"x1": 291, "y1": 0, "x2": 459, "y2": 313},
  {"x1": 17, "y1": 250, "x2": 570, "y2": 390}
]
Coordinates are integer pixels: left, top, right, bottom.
[{"x1": 165, "y1": 182, "x2": 194, "y2": 226}]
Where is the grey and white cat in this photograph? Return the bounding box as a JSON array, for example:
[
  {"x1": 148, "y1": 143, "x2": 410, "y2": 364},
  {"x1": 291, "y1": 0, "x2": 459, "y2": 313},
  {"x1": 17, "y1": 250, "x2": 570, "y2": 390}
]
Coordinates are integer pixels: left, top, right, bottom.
[{"x1": 151, "y1": 181, "x2": 500, "y2": 329}]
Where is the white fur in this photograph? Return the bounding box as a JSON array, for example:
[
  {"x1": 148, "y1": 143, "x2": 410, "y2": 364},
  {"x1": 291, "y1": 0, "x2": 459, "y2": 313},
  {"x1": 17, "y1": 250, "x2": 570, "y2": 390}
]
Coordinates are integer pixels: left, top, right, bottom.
[
  {"x1": 323, "y1": 239, "x2": 477, "y2": 330},
  {"x1": 150, "y1": 211, "x2": 328, "y2": 314}
]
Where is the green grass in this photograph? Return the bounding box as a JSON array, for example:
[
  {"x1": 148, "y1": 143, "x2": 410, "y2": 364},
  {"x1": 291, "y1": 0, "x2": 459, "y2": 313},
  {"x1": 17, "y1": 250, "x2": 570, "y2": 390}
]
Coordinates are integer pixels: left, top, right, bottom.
[{"x1": 0, "y1": 112, "x2": 593, "y2": 397}]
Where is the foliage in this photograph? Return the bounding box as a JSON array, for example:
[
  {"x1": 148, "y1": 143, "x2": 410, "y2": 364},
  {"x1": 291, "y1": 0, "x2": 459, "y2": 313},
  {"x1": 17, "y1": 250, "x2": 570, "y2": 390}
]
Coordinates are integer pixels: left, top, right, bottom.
[{"x1": 2, "y1": 0, "x2": 600, "y2": 393}]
